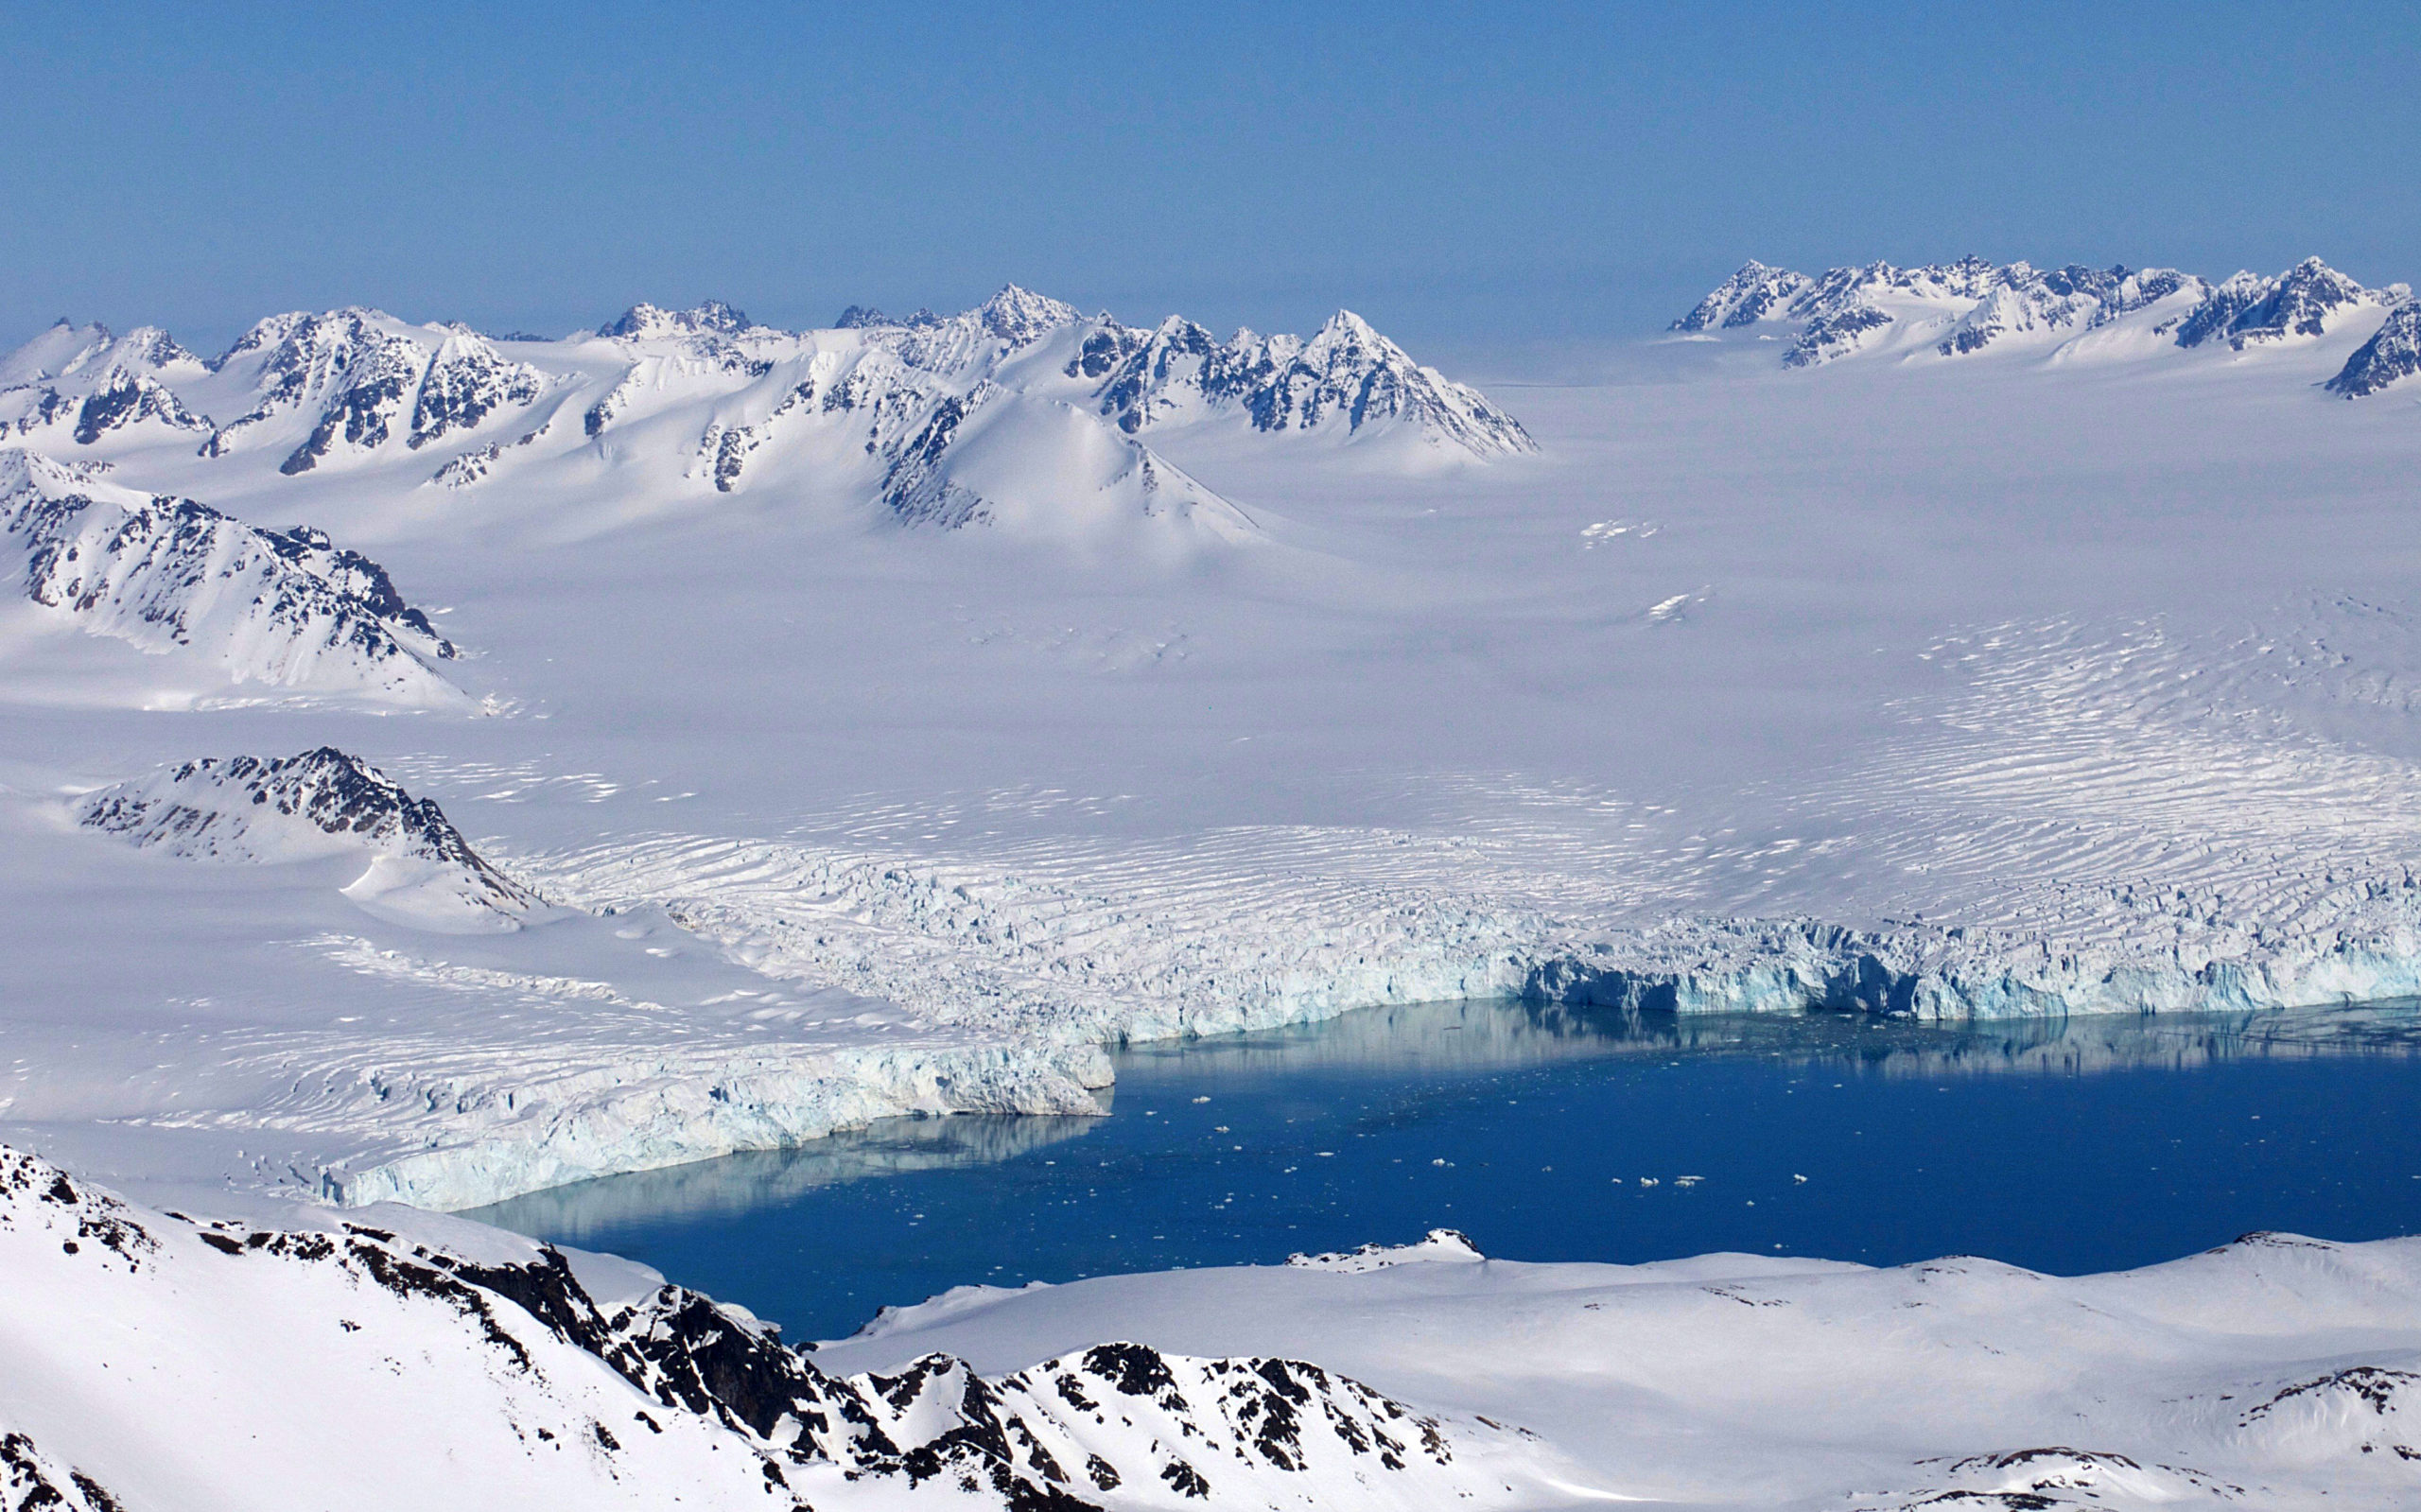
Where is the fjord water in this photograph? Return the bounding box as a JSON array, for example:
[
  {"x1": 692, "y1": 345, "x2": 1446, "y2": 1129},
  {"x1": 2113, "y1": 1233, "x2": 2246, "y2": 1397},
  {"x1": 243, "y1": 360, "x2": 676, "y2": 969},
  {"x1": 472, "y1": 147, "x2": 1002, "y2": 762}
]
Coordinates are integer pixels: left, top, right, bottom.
[{"x1": 466, "y1": 1000, "x2": 2421, "y2": 1341}]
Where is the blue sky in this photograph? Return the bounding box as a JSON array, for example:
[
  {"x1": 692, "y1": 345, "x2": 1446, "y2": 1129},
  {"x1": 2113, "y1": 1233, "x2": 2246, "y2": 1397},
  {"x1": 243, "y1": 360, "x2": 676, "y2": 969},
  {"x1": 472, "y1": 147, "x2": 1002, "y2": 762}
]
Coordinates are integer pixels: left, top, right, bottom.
[{"x1": 3, "y1": 1, "x2": 2414, "y2": 356}]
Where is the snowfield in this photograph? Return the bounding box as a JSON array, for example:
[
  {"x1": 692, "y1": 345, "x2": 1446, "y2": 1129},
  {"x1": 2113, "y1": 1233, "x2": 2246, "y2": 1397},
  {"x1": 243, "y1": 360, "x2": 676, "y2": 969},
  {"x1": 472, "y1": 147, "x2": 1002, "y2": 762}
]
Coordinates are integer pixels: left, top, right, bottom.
[
  {"x1": 3, "y1": 265, "x2": 2421, "y2": 1215},
  {"x1": 9, "y1": 1146, "x2": 2421, "y2": 1511}
]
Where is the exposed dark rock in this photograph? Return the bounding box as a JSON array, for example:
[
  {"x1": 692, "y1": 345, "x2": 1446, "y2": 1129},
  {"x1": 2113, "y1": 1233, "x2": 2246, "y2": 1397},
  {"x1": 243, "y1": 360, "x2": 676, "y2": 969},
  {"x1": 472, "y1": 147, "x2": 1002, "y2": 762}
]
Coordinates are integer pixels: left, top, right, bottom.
[
  {"x1": 77, "y1": 748, "x2": 532, "y2": 911},
  {"x1": 2327, "y1": 302, "x2": 2421, "y2": 398}
]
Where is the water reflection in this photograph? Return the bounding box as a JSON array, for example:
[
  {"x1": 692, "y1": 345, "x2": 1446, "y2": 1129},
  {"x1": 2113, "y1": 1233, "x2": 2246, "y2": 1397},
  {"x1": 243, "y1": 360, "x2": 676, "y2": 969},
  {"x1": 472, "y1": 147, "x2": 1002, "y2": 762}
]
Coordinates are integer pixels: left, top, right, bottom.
[
  {"x1": 1122, "y1": 997, "x2": 2421, "y2": 1081},
  {"x1": 465, "y1": 1108, "x2": 1102, "y2": 1243}
]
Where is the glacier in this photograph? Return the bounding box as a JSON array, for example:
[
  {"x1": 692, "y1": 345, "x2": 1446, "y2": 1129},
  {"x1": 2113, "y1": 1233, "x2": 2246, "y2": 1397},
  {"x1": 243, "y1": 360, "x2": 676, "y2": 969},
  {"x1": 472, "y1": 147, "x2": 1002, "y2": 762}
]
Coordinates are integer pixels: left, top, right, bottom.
[{"x1": 6, "y1": 269, "x2": 2421, "y2": 1212}]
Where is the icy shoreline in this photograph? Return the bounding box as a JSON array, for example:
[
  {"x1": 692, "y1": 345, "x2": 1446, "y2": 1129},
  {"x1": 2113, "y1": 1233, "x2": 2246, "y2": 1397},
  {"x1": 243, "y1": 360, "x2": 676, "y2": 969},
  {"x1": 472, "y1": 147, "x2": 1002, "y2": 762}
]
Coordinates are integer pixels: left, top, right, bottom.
[
  {"x1": 320, "y1": 910, "x2": 2421, "y2": 1212},
  {"x1": 328, "y1": 1039, "x2": 1117, "y2": 1210}
]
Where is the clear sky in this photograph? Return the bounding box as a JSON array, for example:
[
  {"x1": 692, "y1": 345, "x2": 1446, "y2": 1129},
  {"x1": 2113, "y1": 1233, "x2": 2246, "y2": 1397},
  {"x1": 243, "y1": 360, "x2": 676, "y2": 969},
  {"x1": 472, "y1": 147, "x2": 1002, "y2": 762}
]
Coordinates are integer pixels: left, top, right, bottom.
[{"x1": 3, "y1": 1, "x2": 2415, "y2": 357}]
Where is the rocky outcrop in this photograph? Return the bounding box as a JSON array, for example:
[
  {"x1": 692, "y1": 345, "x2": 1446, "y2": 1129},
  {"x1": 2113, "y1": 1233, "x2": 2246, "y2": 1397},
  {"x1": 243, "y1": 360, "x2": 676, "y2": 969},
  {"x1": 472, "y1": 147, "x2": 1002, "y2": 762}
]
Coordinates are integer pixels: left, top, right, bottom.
[
  {"x1": 600, "y1": 301, "x2": 758, "y2": 339},
  {"x1": 1670, "y1": 260, "x2": 1816, "y2": 331},
  {"x1": 2174, "y1": 256, "x2": 2381, "y2": 349},
  {"x1": 78, "y1": 747, "x2": 534, "y2": 922},
  {"x1": 1077, "y1": 309, "x2": 1535, "y2": 455},
  {"x1": 194, "y1": 310, "x2": 550, "y2": 471}
]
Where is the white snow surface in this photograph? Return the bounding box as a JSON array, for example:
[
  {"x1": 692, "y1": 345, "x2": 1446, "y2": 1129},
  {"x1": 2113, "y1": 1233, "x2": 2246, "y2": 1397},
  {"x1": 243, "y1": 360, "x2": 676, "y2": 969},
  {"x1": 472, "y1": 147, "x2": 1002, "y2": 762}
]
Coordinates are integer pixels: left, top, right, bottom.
[
  {"x1": 11, "y1": 1146, "x2": 2421, "y2": 1510},
  {"x1": 6, "y1": 272, "x2": 2421, "y2": 1210}
]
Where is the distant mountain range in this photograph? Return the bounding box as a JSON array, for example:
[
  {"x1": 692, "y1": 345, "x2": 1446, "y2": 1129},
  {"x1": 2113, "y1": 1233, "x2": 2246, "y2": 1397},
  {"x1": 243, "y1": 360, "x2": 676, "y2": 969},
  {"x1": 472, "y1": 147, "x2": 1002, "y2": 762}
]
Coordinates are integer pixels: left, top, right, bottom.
[
  {"x1": 1675, "y1": 255, "x2": 2417, "y2": 393},
  {"x1": 0, "y1": 287, "x2": 1533, "y2": 531},
  {"x1": 0, "y1": 287, "x2": 1533, "y2": 702}
]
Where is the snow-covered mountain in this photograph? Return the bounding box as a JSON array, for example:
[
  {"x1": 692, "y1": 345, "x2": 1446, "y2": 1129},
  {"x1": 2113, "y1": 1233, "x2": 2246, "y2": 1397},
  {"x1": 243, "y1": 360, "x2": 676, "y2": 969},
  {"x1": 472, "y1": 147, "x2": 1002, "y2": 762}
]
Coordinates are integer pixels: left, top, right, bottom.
[
  {"x1": 0, "y1": 449, "x2": 464, "y2": 705},
  {"x1": 78, "y1": 747, "x2": 536, "y2": 931},
  {"x1": 197, "y1": 308, "x2": 555, "y2": 474},
  {"x1": 2, "y1": 321, "x2": 214, "y2": 448},
  {"x1": 0, "y1": 287, "x2": 1528, "y2": 552},
  {"x1": 0, "y1": 1146, "x2": 1541, "y2": 1510},
  {"x1": 1067, "y1": 308, "x2": 1534, "y2": 457},
  {"x1": 1675, "y1": 254, "x2": 2413, "y2": 384}
]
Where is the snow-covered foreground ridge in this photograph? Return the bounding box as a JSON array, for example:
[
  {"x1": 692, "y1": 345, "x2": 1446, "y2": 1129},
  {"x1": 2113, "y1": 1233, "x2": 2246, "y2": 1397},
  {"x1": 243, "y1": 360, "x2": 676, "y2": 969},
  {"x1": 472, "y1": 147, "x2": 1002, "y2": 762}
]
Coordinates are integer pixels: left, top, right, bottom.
[
  {"x1": 0, "y1": 1146, "x2": 1554, "y2": 1511},
  {"x1": 1677, "y1": 252, "x2": 2418, "y2": 383},
  {"x1": 13, "y1": 1145, "x2": 2421, "y2": 1512}
]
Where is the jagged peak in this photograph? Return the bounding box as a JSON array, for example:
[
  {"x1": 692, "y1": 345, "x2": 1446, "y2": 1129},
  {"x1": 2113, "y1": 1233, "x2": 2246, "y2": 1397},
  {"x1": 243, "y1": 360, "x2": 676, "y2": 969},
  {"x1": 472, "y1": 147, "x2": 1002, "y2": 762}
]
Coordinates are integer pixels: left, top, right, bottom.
[
  {"x1": 971, "y1": 284, "x2": 1081, "y2": 343},
  {"x1": 599, "y1": 300, "x2": 756, "y2": 340},
  {"x1": 0, "y1": 444, "x2": 136, "y2": 501},
  {"x1": 112, "y1": 325, "x2": 200, "y2": 371},
  {"x1": 1314, "y1": 307, "x2": 1385, "y2": 344},
  {"x1": 1672, "y1": 262, "x2": 1818, "y2": 331},
  {"x1": 1074, "y1": 305, "x2": 1532, "y2": 457},
  {"x1": 212, "y1": 306, "x2": 399, "y2": 367},
  {"x1": 834, "y1": 304, "x2": 942, "y2": 331}
]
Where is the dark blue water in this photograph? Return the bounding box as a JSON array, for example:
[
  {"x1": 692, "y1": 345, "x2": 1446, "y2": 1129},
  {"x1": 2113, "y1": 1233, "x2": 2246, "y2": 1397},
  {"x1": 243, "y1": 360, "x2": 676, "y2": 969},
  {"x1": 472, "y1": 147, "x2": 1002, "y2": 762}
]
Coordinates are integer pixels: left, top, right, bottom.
[{"x1": 465, "y1": 999, "x2": 2421, "y2": 1340}]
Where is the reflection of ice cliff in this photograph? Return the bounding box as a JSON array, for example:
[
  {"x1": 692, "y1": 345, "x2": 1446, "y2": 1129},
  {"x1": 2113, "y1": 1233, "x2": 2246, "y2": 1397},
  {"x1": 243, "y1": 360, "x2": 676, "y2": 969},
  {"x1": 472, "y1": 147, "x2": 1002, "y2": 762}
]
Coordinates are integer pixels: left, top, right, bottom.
[
  {"x1": 1123, "y1": 996, "x2": 2421, "y2": 1087},
  {"x1": 462, "y1": 1110, "x2": 1099, "y2": 1238}
]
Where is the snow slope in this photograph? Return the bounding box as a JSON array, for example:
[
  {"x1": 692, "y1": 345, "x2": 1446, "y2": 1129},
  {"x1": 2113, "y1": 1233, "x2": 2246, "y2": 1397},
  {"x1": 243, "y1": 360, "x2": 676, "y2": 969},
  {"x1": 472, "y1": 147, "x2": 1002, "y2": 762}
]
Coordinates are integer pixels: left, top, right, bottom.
[
  {"x1": 831, "y1": 1225, "x2": 2421, "y2": 1511},
  {"x1": 5, "y1": 264, "x2": 2421, "y2": 1208},
  {"x1": 10, "y1": 1144, "x2": 2421, "y2": 1511}
]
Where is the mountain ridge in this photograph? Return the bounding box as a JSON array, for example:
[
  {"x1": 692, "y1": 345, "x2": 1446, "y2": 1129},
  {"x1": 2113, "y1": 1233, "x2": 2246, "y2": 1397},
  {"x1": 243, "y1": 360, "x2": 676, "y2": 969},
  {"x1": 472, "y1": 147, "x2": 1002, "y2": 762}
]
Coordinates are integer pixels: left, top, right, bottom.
[
  {"x1": 1674, "y1": 253, "x2": 2412, "y2": 388},
  {"x1": 0, "y1": 287, "x2": 1529, "y2": 546}
]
